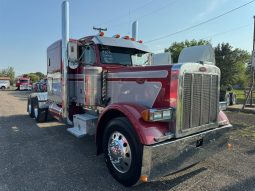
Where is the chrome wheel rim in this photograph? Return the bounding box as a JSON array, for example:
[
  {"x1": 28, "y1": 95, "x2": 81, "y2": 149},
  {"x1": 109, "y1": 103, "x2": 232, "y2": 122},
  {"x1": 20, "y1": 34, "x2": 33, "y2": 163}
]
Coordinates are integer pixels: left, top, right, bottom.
[
  {"x1": 108, "y1": 131, "x2": 132, "y2": 173},
  {"x1": 34, "y1": 108, "x2": 38, "y2": 118}
]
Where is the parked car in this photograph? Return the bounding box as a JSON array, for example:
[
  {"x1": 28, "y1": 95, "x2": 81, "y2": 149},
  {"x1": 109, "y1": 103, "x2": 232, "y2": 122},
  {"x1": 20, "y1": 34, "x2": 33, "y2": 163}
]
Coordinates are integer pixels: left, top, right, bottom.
[{"x1": 0, "y1": 77, "x2": 11, "y2": 90}]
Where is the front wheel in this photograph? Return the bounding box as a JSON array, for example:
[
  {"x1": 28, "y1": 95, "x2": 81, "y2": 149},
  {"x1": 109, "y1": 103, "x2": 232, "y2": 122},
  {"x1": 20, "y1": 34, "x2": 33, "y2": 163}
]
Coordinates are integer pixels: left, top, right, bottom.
[
  {"x1": 102, "y1": 117, "x2": 142, "y2": 187},
  {"x1": 33, "y1": 97, "x2": 47, "y2": 123},
  {"x1": 27, "y1": 97, "x2": 34, "y2": 118}
]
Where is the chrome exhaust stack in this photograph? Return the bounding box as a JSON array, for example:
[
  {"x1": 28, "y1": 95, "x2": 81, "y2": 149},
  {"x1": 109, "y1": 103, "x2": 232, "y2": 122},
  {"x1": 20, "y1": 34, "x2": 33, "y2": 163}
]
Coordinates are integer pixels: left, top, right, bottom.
[
  {"x1": 132, "y1": 20, "x2": 138, "y2": 41},
  {"x1": 61, "y1": 0, "x2": 70, "y2": 124}
]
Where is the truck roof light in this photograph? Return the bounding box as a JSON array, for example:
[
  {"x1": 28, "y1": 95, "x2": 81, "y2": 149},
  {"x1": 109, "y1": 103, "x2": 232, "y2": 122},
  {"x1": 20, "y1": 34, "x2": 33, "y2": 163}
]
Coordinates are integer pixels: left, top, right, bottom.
[
  {"x1": 123, "y1": 35, "x2": 130, "y2": 40},
  {"x1": 131, "y1": 37, "x2": 135, "y2": 41},
  {"x1": 99, "y1": 32, "x2": 104, "y2": 36},
  {"x1": 138, "y1": 40, "x2": 143, "y2": 43},
  {"x1": 113, "y1": 34, "x2": 120, "y2": 38}
]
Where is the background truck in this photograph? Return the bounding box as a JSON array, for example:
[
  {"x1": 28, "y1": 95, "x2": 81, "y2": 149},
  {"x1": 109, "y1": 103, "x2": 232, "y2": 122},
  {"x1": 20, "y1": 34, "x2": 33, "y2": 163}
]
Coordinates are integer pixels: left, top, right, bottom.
[
  {"x1": 27, "y1": 1, "x2": 233, "y2": 187},
  {"x1": 16, "y1": 76, "x2": 32, "y2": 90},
  {"x1": 0, "y1": 77, "x2": 10, "y2": 90},
  {"x1": 32, "y1": 78, "x2": 47, "y2": 92}
]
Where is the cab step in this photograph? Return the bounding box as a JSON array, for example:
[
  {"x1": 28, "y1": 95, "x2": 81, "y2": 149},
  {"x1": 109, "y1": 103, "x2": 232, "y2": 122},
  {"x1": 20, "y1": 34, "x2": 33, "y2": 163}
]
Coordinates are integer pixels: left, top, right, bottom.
[{"x1": 67, "y1": 114, "x2": 98, "y2": 138}]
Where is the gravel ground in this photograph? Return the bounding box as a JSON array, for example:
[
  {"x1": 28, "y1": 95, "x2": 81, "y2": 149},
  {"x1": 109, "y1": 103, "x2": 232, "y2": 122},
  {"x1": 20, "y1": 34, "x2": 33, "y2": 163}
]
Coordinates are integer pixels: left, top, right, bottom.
[{"x1": 0, "y1": 90, "x2": 254, "y2": 191}]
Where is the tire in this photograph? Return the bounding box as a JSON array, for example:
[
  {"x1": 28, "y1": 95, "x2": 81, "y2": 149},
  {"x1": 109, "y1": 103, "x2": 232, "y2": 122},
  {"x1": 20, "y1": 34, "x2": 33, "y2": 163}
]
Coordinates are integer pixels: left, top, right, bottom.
[
  {"x1": 102, "y1": 117, "x2": 142, "y2": 187},
  {"x1": 0, "y1": 86, "x2": 6, "y2": 90},
  {"x1": 33, "y1": 97, "x2": 47, "y2": 123},
  {"x1": 27, "y1": 97, "x2": 35, "y2": 118}
]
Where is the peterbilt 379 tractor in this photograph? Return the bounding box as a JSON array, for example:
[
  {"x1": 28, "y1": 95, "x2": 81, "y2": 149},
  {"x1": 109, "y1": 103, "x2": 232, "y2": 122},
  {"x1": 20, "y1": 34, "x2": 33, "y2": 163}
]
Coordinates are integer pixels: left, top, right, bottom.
[{"x1": 27, "y1": 1, "x2": 233, "y2": 187}]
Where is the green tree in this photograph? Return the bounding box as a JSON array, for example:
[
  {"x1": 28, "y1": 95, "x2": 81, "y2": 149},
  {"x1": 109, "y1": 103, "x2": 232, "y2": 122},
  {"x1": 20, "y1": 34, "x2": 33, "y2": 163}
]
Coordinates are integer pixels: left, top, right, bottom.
[
  {"x1": 26, "y1": 73, "x2": 40, "y2": 83},
  {"x1": 0, "y1": 67, "x2": 15, "y2": 85},
  {"x1": 35, "y1": 72, "x2": 46, "y2": 79},
  {"x1": 165, "y1": 39, "x2": 210, "y2": 63},
  {"x1": 23, "y1": 72, "x2": 46, "y2": 83},
  {"x1": 215, "y1": 43, "x2": 250, "y2": 88}
]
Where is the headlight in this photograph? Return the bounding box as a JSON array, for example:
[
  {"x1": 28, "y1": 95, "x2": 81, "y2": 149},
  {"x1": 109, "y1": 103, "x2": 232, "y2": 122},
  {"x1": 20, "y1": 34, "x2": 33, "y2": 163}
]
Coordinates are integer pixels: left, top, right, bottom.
[
  {"x1": 153, "y1": 111, "x2": 163, "y2": 120},
  {"x1": 142, "y1": 108, "x2": 174, "y2": 122}
]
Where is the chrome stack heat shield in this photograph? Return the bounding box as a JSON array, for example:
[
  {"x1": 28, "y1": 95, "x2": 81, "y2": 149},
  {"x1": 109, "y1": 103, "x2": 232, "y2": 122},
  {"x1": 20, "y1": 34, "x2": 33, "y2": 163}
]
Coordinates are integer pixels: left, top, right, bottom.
[{"x1": 61, "y1": 0, "x2": 70, "y2": 123}]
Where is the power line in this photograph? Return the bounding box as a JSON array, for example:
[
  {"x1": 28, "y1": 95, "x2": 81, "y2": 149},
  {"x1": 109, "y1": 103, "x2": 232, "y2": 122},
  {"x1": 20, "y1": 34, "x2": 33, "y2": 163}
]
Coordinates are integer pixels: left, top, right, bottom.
[
  {"x1": 145, "y1": 0, "x2": 255, "y2": 43},
  {"x1": 106, "y1": 0, "x2": 179, "y2": 30},
  {"x1": 136, "y1": 0, "x2": 179, "y2": 20},
  {"x1": 97, "y1": 0, "x2": 155, "y2": 27},
  {"x1": 150, "y1": 23, "x2": 253, "y2": 53},
  {"x1": 201, "y1": 23, "x2": 252, "y2": 40}
]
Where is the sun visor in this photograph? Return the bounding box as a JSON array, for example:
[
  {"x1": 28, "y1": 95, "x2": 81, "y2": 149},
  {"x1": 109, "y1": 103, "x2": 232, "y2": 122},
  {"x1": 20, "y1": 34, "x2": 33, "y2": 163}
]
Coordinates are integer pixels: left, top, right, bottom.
[
  {"x1": 178, "y1": 44, "x2": 215, "y2": 65},
  {"x1": 92, "y1": 36, "x2": 151, "y2": 53}
]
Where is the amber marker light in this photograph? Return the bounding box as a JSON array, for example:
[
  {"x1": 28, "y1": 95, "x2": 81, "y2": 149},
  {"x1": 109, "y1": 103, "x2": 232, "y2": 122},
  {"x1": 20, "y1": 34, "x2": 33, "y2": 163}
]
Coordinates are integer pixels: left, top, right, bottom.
[
  {"x1": 138, "y1": 40, "x2": 143, "y2": 43},
  {"x1": 141, "y1": 110, "x2": 150, "y2": 121},
  {"x1": 140, "y1": 175, "x2": 148, "y2": 183},
  {"x1": 131, "y1": 37, "x2": 135, "y2": 41}
]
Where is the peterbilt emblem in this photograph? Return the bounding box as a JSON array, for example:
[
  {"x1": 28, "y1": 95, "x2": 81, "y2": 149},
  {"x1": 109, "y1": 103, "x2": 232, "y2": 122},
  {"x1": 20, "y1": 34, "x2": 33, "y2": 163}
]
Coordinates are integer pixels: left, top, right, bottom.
[{"x1": 199, "y1": 67, "x2": 207, "y2": 72}]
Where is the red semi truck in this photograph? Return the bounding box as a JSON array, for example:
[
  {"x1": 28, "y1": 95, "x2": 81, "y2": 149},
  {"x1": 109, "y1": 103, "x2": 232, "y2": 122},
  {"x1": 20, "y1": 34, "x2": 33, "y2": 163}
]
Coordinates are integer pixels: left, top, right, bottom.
[
  {"x1": 16, "y1": 76, "x2": 32, "y2": 90},
  {"x1": 27, "y1": 1, "x2": 232, "y2": 186}
]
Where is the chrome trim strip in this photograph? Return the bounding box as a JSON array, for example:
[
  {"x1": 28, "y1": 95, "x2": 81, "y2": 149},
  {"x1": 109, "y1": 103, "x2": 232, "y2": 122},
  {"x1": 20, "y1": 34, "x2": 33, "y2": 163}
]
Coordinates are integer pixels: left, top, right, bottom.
[
  {"x1": 108, "y1": 70, "x2": 168, "y2": 79},
  {"x1": 175, "y1": 63, "x2": 221, "y2": 138},
  {"x1": 141, "y1": 124, "x2": 233, "y2": 181}
]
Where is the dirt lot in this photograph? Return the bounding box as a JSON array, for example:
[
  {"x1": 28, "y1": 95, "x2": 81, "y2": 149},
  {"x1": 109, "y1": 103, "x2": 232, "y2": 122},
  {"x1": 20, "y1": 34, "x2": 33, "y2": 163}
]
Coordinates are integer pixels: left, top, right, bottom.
[{"x1": 0, "y1": 90, "x2": 254, "y2": 191}]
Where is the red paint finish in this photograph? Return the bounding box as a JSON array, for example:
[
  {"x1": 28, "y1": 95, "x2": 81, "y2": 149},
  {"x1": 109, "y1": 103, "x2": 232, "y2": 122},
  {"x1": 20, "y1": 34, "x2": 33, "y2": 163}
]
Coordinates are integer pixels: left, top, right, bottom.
[
  {"x1": 106, "y1": 65, "x2": 173, "y2": 109},
  {"x1": 218, "y1": 110, "x2": 230, "y2": 124},
  {"x1": 169, "y1": 70, "x2": 179, "y2": 108}
]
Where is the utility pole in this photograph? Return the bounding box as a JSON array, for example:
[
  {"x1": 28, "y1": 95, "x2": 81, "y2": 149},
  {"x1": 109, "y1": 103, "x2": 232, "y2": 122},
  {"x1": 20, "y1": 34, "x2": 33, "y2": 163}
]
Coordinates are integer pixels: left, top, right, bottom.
[{"x1": 242, "y1": 16, "x2": 255, "y2": 109}]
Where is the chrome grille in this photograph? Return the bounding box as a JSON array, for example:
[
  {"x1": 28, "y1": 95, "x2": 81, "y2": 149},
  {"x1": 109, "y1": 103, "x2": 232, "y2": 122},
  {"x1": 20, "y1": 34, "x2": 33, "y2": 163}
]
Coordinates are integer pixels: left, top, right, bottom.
[{"x1": 182, "y1": 73, "x2": 218, "y2": 130}]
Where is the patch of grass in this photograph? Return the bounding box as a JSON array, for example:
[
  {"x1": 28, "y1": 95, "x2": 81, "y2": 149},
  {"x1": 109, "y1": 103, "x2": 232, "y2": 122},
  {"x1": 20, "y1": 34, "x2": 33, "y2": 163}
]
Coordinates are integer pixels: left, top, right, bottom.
[
  {"x1": 229, "y1": 89, "x2": 255, "y2": 104},
  {"x1": 231, "y1": 125, "x2": 255, "y2": 141}
]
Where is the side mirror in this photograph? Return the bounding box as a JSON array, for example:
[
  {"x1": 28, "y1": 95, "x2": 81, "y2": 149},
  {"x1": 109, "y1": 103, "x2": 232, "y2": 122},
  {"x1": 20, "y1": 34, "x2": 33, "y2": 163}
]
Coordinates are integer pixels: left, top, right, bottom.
[{"x1": 68, "y1": 41, "x2": 79, "y2": 69}]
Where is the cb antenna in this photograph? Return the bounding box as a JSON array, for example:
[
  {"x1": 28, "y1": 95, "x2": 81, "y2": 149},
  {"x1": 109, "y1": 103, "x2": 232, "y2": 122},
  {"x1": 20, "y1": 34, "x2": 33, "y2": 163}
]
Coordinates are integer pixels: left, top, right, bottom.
[{"x1": 93, "y1": 26, "x2": 107, "y2": 33}]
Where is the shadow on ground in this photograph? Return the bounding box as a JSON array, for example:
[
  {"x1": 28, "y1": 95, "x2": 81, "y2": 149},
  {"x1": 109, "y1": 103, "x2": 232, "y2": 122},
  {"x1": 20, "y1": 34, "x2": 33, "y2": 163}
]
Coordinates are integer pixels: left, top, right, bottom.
[
  {"x1": 0, "y1": 114, "x2": 210, "y2": 191},
  {"x1": 3, "y1": 90, "x2": 31, "y2": 101},
  {"x1": 219, "y1": 176, "x2": 255, "y2": 191}
]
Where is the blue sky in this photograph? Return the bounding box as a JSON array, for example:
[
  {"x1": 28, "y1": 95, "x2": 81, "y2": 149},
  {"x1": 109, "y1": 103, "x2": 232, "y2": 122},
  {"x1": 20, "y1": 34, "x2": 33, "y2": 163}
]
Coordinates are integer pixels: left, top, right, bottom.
[{"x1": 0, "y1": 0, "x2": 255, "y2": 75}]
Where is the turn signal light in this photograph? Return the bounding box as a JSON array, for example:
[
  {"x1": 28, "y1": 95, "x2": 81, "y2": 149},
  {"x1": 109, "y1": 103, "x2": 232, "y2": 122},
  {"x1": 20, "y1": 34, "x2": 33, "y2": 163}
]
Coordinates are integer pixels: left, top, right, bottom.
[
  {"x1": 131, "y1": 37, "x2": 135, "y2": 41},
  {"x1": 141, "y1": 110, "x2": 150, "y2": 121},
  {"x1": 99, "y1": 32, "x2": 104, "y2": 36}
]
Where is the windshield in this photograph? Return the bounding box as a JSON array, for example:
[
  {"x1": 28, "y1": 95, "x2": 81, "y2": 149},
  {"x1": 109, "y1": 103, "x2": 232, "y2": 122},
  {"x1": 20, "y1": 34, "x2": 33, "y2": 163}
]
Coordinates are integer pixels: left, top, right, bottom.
[
  {"x1": 20, "y1": 80, "x2": 29, "y2": 83},
  {"x1": 99, "y1": 45, "x2": 150, "y2": 66}
]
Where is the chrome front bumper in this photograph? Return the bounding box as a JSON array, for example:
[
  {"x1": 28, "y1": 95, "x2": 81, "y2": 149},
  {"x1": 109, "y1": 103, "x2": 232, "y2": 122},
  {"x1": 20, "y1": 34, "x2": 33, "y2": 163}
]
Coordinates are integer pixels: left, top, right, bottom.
[{"x1": 141, "y1": 124, "x2": 233, "y2": 181}]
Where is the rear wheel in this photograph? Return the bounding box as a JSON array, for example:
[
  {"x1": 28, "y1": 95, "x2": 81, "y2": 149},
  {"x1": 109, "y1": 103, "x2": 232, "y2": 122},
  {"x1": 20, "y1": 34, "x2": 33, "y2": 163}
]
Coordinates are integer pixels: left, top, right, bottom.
[
  {"x1": 0, "y1": 86, "x2": 6, "y2": 90},
  {"x1": 102, "y1": 117, "x2": 142, "y2": 187},
  {"x1": 33, "y1": 97, "x2": 47, "y2": 123}
]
